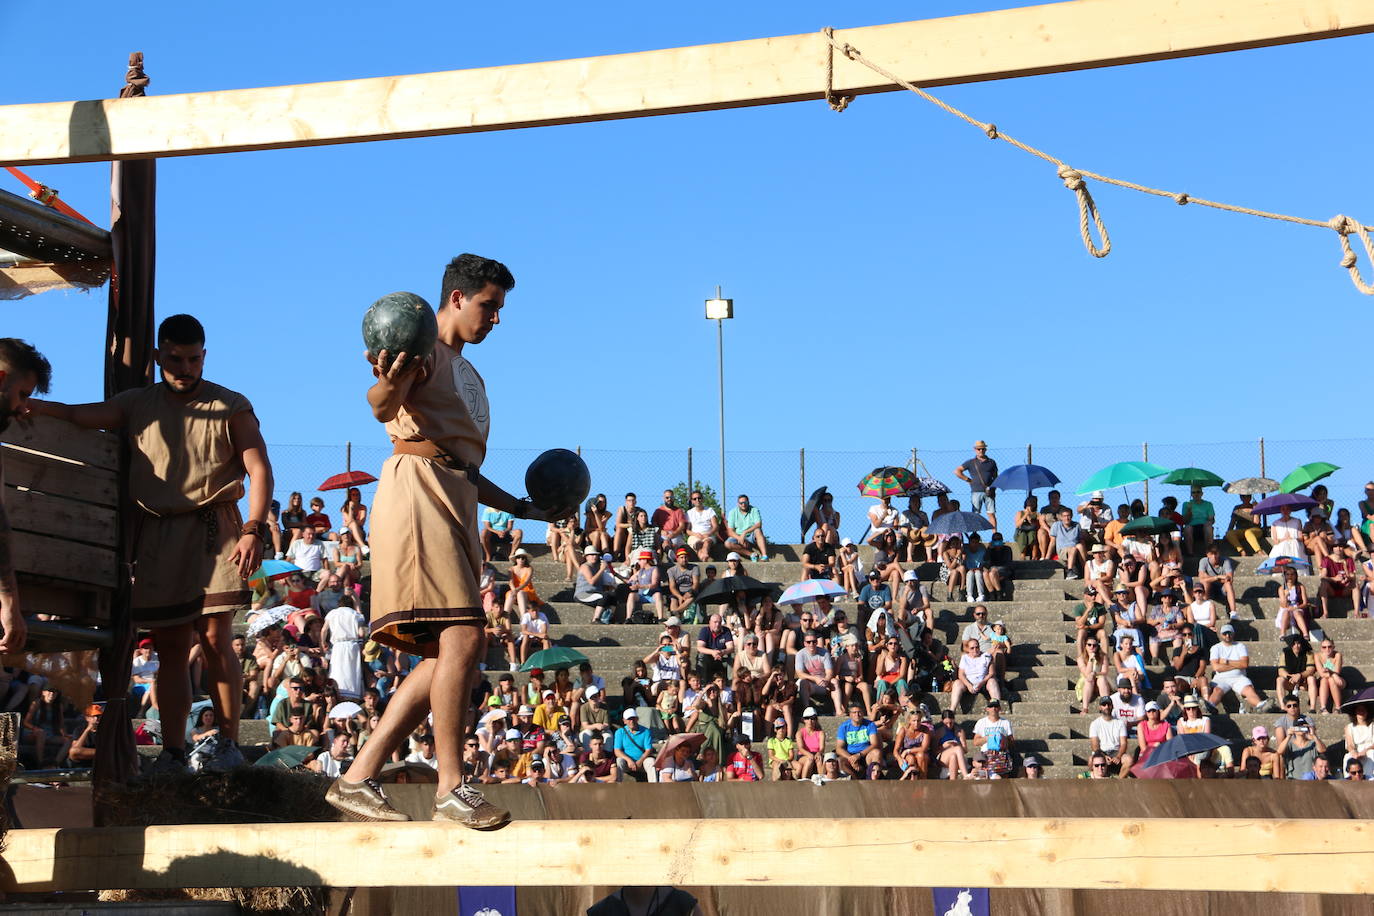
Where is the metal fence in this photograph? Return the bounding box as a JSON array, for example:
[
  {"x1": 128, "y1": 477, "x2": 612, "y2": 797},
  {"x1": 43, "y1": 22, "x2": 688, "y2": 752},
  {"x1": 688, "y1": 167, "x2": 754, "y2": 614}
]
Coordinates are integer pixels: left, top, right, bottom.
[{"x1": 262, "y1": 437, "x2": 1372, "y2": 545}]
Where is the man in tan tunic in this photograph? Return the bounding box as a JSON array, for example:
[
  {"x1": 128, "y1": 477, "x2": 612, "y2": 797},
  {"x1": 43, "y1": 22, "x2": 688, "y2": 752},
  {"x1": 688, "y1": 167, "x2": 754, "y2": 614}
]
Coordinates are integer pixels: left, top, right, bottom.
[
  {"x1": 325, "y1": 254, "x2": 571, "y2": 829},
  {"x1": 0, "y1": 338, "x2": 53, "y2": 655},
  {"x1": 31, "y1": 315, "x2": 273, "y2": 773}
]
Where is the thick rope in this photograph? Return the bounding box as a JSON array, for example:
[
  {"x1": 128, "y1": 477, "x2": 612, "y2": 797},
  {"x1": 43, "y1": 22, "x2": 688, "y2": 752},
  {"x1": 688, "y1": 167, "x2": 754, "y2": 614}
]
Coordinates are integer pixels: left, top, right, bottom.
[
  {"x1": 820, "y1": 29, "x2": 1373, "y2": 292},
  {"x1": 822, "y1": 28, "x2": 853, "y2": 112}
]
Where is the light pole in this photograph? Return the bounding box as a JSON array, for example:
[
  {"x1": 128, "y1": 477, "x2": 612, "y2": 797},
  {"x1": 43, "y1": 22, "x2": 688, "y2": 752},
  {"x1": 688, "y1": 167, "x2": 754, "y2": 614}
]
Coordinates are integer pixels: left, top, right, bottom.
[{"x1": 704, "y1": 286, "x2": 733, "y2": 508}]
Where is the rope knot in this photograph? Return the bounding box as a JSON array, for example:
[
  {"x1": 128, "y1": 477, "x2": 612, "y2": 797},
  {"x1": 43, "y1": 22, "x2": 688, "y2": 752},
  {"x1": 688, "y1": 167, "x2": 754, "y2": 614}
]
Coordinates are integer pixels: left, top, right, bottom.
[
  {"x1": 983, "y1": 123, "x2": 999, "y2": 140},
  {"x1": 822, "y1": 27, "x2": 856, "y2": 113},
  {"x1": 840, "y1": 43, "x2": 858, "y2": 60},
  {"x1": 1342, "y1": 251, "x2": 1358, "y2": 269},
  {"x1": 1173, "y1": 192, "x2": 1189, "y2": 206},
  {"x1": 1329, "y1": 214, "x2": 1356, "y2": 233},
  {"x1": 1057, "y1": 166, "x2": 1084, "y2": 191}
]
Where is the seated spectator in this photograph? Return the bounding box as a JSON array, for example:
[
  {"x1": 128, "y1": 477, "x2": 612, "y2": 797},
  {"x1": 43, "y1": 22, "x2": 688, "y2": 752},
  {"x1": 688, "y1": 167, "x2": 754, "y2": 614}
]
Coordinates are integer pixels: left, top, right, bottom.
[
  {"x1": 1077, "y1": 491, "x2": 1111, "y2": 546},
  {"x1": 1312, "y1": 637, "x2": 1345, "y2": 714},
  {"x1": 1013, "y1": 496, "x2": 1042, "y2": 560},
  {"x1": 872, "y1": 635, "x2": 909, "y2": 706},
  {"x1": 318, "y1": 732, "x2": 356, "y2": 777},
  {"x1": 1109, "y1": 677, "x2": 1146, "y2": 734},
  {"x1": 912, "y1": 627, "x2": 954, "y2": 695},
  {"x1": 794, "y1": 707, "x2": 826, "y2": 778},
  {"x1": 1074, "y1": 586, "x2": 1109, "y2": 654},
  {"x1": 21, "y1": 686, "x2": 70, "y2": 768},
  {"x1": 898, "y1": 495, "x2": 935, "y2": 563},
  {"x1": 1101, "y1": 503, "x2": 1131, "y2": 560},
  {"x1": 1196, "y1": 544, "x2": 1238, "y2": 618},
  {"x1": 1185, "y1": 583, "x2": 1222, "y2": 652},
  {"x1": 652, "y1": 489, "x2": 688, "y2": 556},
  {"x1": 481, "y1": 504, "x2": 523, "y2": 563},
  {"x1": 1080, "y1": 751, "x2": 1114, "y2": 779},
  {"x1": 893, "y1": 704, "x2": 932, "y2": 780},
  {"x1": 1151, "y1": 546, "x2": 1187, "y2": 596},
  {"x1": 983, "y1": 532, "x2": 1014, "y2": 600},
  {"x1": 835, "y1": 702, "x2": 883, "y2": 779},
  {"x1": 1146, "y1": 590, "x2": 1185, "y2": 664},
  {"x1": 1085, "y1": 544, "x2": 1115, "y2": 605},
  {"x1": 1343, "y1": 699, "x2": 1374, "y2": 778},
  {"x1": 626, "y1": 507, "x2": 660, "y2": 561},
  {"x1": 1277, "y1": 632, "x2": 1317, "y2": 711},
  {"x1": 1207, "y1": 625, "x2": 1273, "y2": 714},
  {"x1": 1276, "y1": 715, "x2": 1326, "y2": 779},
  {"x1": 963, "y1": 534, "x2": 990, "y2": 603},
  {"x1": 1136, "y1": 702, "x2": 1173, "y2": 764},
  {"x1": 1240, "y1": 726, "x2": 1278, "y2": 778},
  {"x1": 763, "y1": 719, "x2": 796, "y2": 779},
  {"x1": 1116, "y1": 555, "x2": 1151, "y2": 615},
  {"x1": 1090, "y1": 697, "x2": 1134, "y2": 777},
  {"x1": 759, "y1": 667, "x2": 798, "y2": 736},
  {"x1": 613, "y1": 709, "x2": 653, "y2": 782},
  {"x1": 518, "y1": 602, "x2": 550, "y2": 664},
  {"x1": 1319, "y1": 543, "x2": 1357, "y2": 620},
  {"x1": 1050, "y1": 507, "x2": 1086, "y2": 579},
  {"x1": 801, "y1": 527, "x2": 836, "y2": 580},
  {"x1": 950, "y1": 638, "x2": 1000, "y2": 711},
  {"x1": 284, "y1": 527, "x2": 329, "y2": 584},
  {"x1": 1078, "y1": 637, "x2": 1112, "y2": 713},
  {"x1": 834, "y1": 639, "x2": 870, "y2": 715},
  {"x1": 1303, "y1": 508, "x2": 1336, "y2": 568},
  {"x1": 1276, "y1": 566, "x2": 1314, "y2": 641},
  {"x1": 280, "y1": 491, "x2": 306, "y2": 549},
  {"x1": 867, "y1": 496, "x2": 899, "y2": 545},
  {"x1": 575, "y1": 546, "x2": 624, "y2": 625},
  {"x1": 646, "y1": 635, "x2": 685, "y2": 698},
  {"x1": 939, "y1": 535, "x2": 967, "y2": 602},
  {"x1": 1167, "y1": 641, "x2": 1209, "y2": 705},
  {"x1": 971, "y1": 699, "x2": 1014, "y2": 778},
  {"x1": 733, "y1": 633, "x2": 771, "y2": 707},
  {"x1": 1224, "y1": 493, "x2": 1266, "y2": 556},
  {"x1": 1036, "y1": 490, "x2": 1070, "y2": 559},
  {"x1": 794, "y1": 633, "x2": 842, "y2": 715},
  {"x1": 304, "y1": 497, "x2": 332, "y2": 540},
  {"x1": 685, "y1": 491, "x2": 720, "y2": 561},
  {"x1": 896, "y1": 570, "x2": 933, "y2": 638},
  {"x1": 626, "y1": 549, "x2": 666, "y2": 623},
  {"x1": 816, "y1": 752, "x2": 848, "y2": 783},
  {"x1": 657, "y1": 740, "x2": 700, "y2": 783},
  {"x1": 1180, "y1": 487, "x2": 1216, "y2": 556},
  {"x1": 930, "y1": 708, "x2": 970, "y2": 779},
  {"x1": 609, "y1": 493, "x2": 638, "y2": 561},
  {"x1": 583, "y1": 493, "x2": 612, "y2": 555},
  {"x1": 723, "y1": 494, "x2": 768, "y2": 561},
  {"x1": 696, "y1": 613, "x2": 734, "y2": 680},
  {"x1": 665, "y1": 549, "x2": 700, "y2": 619},
  {"x1": 571, "y1": 734, "x2": 619, "y2": 784},
  {"x1": 857, "y1": 571, "x2": 893, "y2": 625},
  {"x1": 1267, "y1": 504, "x2": 1307, "y2": 563}
]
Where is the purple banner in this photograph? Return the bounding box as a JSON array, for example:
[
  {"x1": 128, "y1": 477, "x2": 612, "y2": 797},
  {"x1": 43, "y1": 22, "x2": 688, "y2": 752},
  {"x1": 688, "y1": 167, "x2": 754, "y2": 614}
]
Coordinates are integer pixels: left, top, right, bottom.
[
  {"x1": 932, "y1": 887, "x2": 990, "y2": 916},
  {"x1": 457, "y1": 885, "x2": 517, "y2": 916}
]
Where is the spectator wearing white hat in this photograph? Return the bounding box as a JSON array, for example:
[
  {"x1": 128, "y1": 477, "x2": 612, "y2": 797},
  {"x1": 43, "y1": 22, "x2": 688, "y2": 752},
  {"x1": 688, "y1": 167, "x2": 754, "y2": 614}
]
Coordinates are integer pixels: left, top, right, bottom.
[
  {"x1": 836, "y1": 537, "x2": 863, "y2": 597},
  {"x1": 795, "y1": 707, "x2": 826, "y2": 778},
  {"x1": 613, "y1": 708, "x2": 654, "y2": 782},
  {"x1": 577, "y1": 683, "x2": 611, "y2": 745},
  {"x1": 897, "y1": 569, "x2": 934, "y2": 637},
  {"x1": 1207, "y1": 624, "x2": 1274, "y2": 714},
  {"x1": 574, "y1": 545, "x2": 626, "y2": 625}
]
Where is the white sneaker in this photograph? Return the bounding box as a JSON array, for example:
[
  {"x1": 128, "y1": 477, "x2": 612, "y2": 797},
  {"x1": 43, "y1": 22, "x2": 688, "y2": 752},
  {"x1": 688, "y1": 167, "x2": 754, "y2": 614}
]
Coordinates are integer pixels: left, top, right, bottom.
[
  {"x1": 433, "y1": 784, "x2": 510, "y2": 830},
  {"x1": 146, "y1": 749, "x2": 190, "y2": 777}
]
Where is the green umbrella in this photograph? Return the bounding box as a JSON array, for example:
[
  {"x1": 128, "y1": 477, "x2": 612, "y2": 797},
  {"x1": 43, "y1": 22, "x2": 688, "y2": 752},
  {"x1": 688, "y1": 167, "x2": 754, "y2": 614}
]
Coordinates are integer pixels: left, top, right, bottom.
[
  {"x1": 254, "y1": 745, "x2": 317, "y2": 769},
  {"x1": 1076, "y1": 461, "x2": 1171, "y2": 495},
  {"x1": 1280, "y1": 462, "x2": 1340, "y2": 494},
  {"x1": 519, "y1": 646, "x2": 590, "y2": 672},
  {"x1": 1120, "y1": 515, "x2": 1179, "y2": 536},
  {"x1": 1161, "y1": 467, "x2": 1225, "y2": 488}
]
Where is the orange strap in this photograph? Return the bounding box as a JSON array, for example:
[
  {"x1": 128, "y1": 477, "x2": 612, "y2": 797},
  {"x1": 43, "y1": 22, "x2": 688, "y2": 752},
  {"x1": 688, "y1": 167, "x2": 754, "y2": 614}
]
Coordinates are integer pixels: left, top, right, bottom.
[{"x1": 5, "y1": 166, "x2": 94, "y2": 225}]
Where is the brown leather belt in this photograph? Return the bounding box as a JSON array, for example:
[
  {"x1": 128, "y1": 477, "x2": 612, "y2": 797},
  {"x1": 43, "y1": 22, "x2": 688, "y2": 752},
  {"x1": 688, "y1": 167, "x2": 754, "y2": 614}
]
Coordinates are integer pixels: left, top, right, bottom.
[{"x1": 392, "y1": 439, "x2": 480, "y2": 478}]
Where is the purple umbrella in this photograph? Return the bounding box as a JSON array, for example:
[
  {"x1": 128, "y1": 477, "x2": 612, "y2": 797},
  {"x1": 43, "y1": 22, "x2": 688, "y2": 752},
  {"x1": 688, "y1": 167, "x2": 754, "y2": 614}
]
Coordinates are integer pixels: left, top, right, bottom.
[
  {"x1": 1340, "y1": 686, "x2": 1374, "y2": 713},
  {"x1": 1251, "y1": 493, "x2": 1318, "y2": 517}
]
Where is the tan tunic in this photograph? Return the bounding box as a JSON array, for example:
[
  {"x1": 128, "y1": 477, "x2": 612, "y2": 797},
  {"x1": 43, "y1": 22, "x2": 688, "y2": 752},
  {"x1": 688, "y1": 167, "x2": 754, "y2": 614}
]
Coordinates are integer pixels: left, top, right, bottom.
[
  {"x1": 109, "y1": 381, "x2": 254, "y2": 625},
  {"x1": 370, "y1": 339, "x2": 489, "y2": 655}
]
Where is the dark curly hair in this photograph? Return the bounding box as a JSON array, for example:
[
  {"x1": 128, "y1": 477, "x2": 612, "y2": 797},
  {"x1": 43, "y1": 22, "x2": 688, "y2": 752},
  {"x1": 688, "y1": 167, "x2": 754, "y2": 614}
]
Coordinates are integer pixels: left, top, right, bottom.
[
  {"x1": 439, "y1": 253, "x2": 515, "y2": 309},
  {"x1": 0, "y1": 338, "x2": 51, "y2": 393}
]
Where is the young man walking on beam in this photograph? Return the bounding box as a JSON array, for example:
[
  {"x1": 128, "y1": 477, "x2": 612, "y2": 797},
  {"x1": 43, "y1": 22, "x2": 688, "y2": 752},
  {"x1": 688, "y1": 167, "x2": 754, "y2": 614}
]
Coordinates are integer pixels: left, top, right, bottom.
[
  {"x1": 30, "y1": 315, "x2": 273, "y2": 773},
  {"x1": 325, "y1": 253, "x2": 571, "y2": 828}
]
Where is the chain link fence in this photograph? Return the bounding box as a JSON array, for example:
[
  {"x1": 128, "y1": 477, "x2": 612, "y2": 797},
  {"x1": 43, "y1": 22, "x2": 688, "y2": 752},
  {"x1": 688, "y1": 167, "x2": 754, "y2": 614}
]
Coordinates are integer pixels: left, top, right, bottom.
[{"x1": 261, "y1": 438, "x2": 1371, "y2": 544}]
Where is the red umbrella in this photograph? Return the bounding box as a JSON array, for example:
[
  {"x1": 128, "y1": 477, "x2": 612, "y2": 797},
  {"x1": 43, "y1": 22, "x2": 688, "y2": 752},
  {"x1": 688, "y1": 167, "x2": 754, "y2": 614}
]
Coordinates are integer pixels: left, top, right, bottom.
[
  {"x1": 1130, "y1": 756, "x2": 1197, "y2": 779},
  {"x1": 319, "y1": 470, "x2": 378, "y2": 491}
]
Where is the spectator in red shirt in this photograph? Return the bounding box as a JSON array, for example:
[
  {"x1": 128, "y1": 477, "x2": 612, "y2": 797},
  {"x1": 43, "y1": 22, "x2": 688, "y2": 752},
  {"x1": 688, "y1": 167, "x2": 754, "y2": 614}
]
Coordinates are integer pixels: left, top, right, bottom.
[
  {"x1": 725, "y1": 735, "x2": 763, "y2": 781},
  {"x1": 652, "y1": 489, "x2": 688, "y2": 558},
  {"x1": 305, "y1": 497, "x2": 332, "y2": 538}
]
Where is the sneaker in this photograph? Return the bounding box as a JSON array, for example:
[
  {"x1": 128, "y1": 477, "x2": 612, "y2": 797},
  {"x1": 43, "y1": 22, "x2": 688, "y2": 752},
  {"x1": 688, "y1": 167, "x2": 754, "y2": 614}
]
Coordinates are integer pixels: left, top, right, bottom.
[
  {"x1": 750, "y1": 554, "x2": 759, "y2": 562},
  {"x1": 433, "y1": 783, "x2": 511, "y2": 830},
  {"x1": 326, "y1": 777, "x2": 411, "y2": 822},
  {"x1": 205, "y1": 737, "x2": 245, "y2": 773},
  {"x1": 758, "y1": 555, "x2": 769, "y2": 563},
  {"x1": 146, "y1": 749, "x2": 190, "y2": 777},
  {"x1": 186, "y1": 734, "x2": 220, "y2": 773}
]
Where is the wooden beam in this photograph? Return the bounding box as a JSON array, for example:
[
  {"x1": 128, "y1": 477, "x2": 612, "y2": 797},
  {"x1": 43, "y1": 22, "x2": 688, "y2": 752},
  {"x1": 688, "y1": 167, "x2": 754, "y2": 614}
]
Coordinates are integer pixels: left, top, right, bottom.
[
  {"x1": 3, "y1": 817, "x2": 1373, "y2": 893},
  {"x1": 0, "y1": 0, "x2": 1371, "y2": 165}
]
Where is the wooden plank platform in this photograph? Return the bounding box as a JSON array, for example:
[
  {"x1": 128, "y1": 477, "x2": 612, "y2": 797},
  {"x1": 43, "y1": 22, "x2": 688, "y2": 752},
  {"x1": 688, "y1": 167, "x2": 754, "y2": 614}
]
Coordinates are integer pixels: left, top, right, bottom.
[{"x1": 2, "y1": 817, "x2": 1372, "y2": 894}]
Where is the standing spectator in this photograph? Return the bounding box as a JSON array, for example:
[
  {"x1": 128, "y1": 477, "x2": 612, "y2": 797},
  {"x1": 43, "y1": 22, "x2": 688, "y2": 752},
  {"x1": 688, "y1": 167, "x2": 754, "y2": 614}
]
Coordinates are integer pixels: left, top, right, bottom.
[
  {"x1": 1090, "y1": 697, "x2": 1135, "y2": 777},
  {"x1": 652, "y1": 489, "x2": 688, "y2": 557},
  {"x1": 1196, "y1": 544, "x2": 1239, "y2": 619},
  {"x1": 480, "y1": 503, "x2": 523, "y2": 562},
  {"x1": 583, "y1": 494, "x2": 612, "y2": 555},
  {"x1": 1181, "y1": 486, "x2": 1215, "y2": 556},
  {"x1": 611, "y1": 493, "x2": 638, "y2": 561},
  {"x1": 1050, "y1": 508, "x2": 1086, "y2": 579},
  {"x1": 954, "y1": 440, "x2": 999, "y2": 530},
  {"x1": 1207, "y1": 625, "x2": 1274, "y2": 714},
  {"x1": 724, "y1": 494, "x2": 769, "y2": 561},
  {"x1": 801, "y1": 528, "x2": 836, "y2": 580},
  {"x1": 834, "y1": 702, "x2": 883, "y2": 779},
  {"x1": 323, "y1": 598, "x2": 367, "y2": 699},
  {"x1": 686, "y1": 491, "x2": 720, "y2": 561}
]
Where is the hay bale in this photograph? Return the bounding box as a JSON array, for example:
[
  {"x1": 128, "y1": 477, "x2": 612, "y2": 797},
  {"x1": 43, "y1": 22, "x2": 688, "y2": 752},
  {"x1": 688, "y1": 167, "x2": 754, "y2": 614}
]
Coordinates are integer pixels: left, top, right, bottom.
[{"x1": 97, "y1": 768, "x2": 337, "y2": 915}]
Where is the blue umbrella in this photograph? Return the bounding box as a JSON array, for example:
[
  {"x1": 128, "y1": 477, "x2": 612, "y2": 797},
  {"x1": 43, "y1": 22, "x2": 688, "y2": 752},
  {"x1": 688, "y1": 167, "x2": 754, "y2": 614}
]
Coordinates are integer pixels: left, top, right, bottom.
[
  {"x1": 248, "y1": 558, "x2": 301, "y2": 589},
  {"x1": 1141, "y1": 732, "x2": 1230, "y2": 766},
  {"x1": 991, "y1": 464, "x2": 1061, "y2": 492},
  {"x1": 1251, "y1": 493, "x2": 1318, "y2": 517},
  {"x1": 927, "y1": 511, "x2": 993, "y2": 537},
  {"x1": 778, "y1": 579, "x2": 848, "y2": 606}
]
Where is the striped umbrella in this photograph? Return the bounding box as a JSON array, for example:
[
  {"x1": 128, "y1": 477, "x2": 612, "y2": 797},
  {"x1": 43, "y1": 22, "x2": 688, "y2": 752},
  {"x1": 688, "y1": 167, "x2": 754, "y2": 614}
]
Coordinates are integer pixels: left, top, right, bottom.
[
  {"x1": 778, "y1": 579, "x2": 848, "y2": 606},
  {"x1": 858, "y1": 466, "x2": 917, "y2": 499}
]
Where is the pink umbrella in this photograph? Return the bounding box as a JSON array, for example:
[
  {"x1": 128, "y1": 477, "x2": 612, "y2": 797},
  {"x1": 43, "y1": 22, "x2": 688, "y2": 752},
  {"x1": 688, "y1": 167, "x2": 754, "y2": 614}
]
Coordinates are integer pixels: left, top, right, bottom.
[
  {"x1": 655, "y1": 732, "x2": 706, "y2": 770},
  {"x1": 1131, "y1": 756, "x2": 1197, "y2": 779}
]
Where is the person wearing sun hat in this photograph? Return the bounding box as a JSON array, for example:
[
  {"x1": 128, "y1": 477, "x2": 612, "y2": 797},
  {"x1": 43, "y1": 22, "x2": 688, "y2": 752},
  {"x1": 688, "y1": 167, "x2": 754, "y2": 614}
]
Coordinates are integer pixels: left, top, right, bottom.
[
  {"x1": 625, "y1": 547, "x2": 666, "y2": 623},
  {"x1": 613, "y1": 707, "x2": 653, "y2": 781},
  {"x1": 666, "y1": 547, "x2": 700, "y2": 620},
  {"x1": 574, "y1": 543, "x2": 624, "y2": 625}
]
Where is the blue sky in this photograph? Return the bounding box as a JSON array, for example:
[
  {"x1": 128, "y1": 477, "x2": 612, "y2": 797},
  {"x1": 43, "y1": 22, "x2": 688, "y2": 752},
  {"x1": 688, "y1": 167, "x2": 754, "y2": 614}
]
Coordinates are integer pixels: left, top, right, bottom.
[{"x1": 3, "y1": 1, "x2": 1372, "y2": 530}]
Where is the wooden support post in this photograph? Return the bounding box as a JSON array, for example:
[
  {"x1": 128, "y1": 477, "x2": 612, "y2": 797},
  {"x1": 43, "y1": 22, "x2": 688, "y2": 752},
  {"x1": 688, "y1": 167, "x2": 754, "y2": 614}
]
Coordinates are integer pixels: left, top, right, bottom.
[
  {"x1": 3, "y1": 817, "x2": 1373, "y2": 894},
  {"x1": 0, "y1": 0, "x2": 1370, "y2": 165}
]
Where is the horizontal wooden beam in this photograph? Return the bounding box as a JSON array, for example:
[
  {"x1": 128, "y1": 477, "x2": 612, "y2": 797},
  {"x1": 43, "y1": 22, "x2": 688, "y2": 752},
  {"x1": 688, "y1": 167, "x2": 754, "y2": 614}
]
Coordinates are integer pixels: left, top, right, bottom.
[
  {"x1": 0, "y1": 0, "x2": 1371, "y2": 165},
  {"x1": 3, "y1": 817, "x2": 1373, "y2": 893}
]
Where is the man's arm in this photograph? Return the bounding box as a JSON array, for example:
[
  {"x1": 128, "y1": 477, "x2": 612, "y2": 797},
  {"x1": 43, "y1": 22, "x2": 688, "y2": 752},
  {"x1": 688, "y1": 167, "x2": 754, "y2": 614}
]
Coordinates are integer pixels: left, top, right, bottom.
[
  {"x1": 365, "y1": 350, "x2": 425, "y2": 422},
  {"x1": 0, "y1": 493, "x2": 25, "y2": 653},
  {"x1": 26, "y1": 398, "x2": 128, "y2": 430},
  {"x1": 229, "y1": 410, "x2": 273, "y2": 578}
]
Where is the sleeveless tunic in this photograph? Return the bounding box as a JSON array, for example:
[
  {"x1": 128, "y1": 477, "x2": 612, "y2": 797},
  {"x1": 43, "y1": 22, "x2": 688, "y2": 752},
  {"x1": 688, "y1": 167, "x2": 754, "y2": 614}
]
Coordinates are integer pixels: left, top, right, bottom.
[
  {"x1": 108, "y1": 380, "x2": 254, "y2": 625},
  {"x1": 369, "y1": 340, "x2": 490, "y2": 655}
]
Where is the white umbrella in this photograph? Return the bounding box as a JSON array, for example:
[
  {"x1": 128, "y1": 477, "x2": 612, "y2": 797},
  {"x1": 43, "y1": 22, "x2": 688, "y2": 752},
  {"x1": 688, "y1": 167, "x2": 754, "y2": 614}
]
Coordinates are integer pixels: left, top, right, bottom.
[
  {"x1": 245, "y1": 605, "x2": 292, "y2": 639},
  {"x1": 328, "y1": 701, "x2": 363, "y2": 720}
]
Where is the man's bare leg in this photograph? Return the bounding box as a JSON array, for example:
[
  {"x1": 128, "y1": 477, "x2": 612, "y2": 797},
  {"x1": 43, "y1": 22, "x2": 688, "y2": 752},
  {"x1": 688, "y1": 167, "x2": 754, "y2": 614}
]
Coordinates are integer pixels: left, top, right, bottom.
[
  {"x1": 150, "y1": 621, "x2": 197, "y2": 754},
  {"x1": 196, "y1": 612, "x2": 242, "y2": 741},
  {"x1": 345, "y1": 659, "x2": 436, "y2": 780},
  {"x1": 430, "y1": 623, "x2": 483, "y2": 791}
]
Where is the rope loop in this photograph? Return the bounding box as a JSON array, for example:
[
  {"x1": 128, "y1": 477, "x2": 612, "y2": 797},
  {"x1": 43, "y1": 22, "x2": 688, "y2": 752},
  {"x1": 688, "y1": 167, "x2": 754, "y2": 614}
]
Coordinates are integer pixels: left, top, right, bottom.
[
  {"x1": 1057, "y1": 165, "x2": 1111, "y2": 258},
  {"x1": 822, "y1": 28, "x2": 855, "y2": 113},
  {"x1": 1329, "y1": 214, "x2": 1374, "y2": 295}
]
